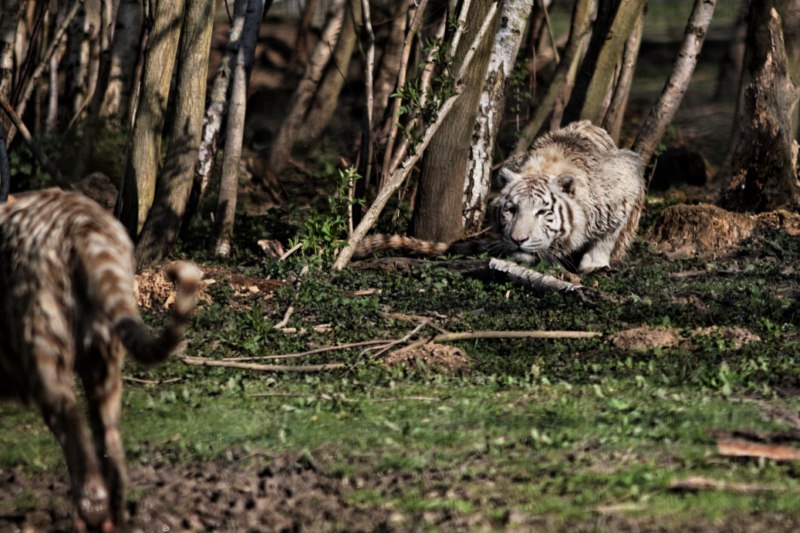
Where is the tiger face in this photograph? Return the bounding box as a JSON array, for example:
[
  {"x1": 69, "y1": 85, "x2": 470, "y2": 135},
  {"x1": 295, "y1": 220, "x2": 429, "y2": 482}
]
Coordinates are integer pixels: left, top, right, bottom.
[{"x1": 495, "y1": 168, "x2": 585, "y2": 261}]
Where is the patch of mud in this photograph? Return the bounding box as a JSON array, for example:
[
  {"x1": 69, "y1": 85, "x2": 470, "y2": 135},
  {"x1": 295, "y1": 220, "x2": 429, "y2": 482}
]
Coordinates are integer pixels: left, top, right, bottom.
[
  {"x1": 383, "y1": 343, "x2": 471, "y2": 373},
  {"x1": 610, "y1": 325, "x2": 760, "y2": 351},
  {"x1": 646, "y1": 204, "x2": 800, "y2": 260},
  {"x1": 0, "y1": 454, "x2": 389, "y2": 533}
]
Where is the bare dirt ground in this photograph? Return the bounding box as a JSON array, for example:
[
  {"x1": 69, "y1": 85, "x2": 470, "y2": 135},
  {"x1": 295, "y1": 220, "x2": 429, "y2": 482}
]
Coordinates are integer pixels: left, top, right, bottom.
[{"x1": 4, "y1": 452, "x2": 799, "y2": 532}]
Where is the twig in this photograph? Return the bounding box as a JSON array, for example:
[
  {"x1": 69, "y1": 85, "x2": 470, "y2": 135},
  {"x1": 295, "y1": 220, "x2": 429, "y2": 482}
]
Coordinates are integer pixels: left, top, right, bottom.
[
  {"x1": 333, "y1": 2, "x2": 499, "y2": 270},
  {"x1": 275, "y1": 306, "x2": 294, "y2": 329},
  {"x1": 8, "y1": 0, "x2": 83, "y2": 145},
  {"x1": 541, "y1": 0, "x2": 560, "y2": 64},
  {"x1": 278, "y1": 242, "x2": 302, "y2": 261},
  {"x1": 222, "y1": 339, "x2": 391, "y2": 362},
  {"x1": 379, "y1": 0, "x2": 429, "y2": 188},
  {"x1": 669, "y1": 476, "x2": 788, "y2": 494},
  {"x1": 181, "y1": 356, "x2": 346, "y2": 373},
  {"x1": 123, "y1": 376, "x2": 182, "y2": 385},
  {"x1": 370, "y1": 320, "x2": 431, "y2": 359},
  {"x1": 0, "y1": 92, "x2": 68, "y2": 187},
  {"x1": 431, "y1": 330, "x2": 600, "y2": 342}
]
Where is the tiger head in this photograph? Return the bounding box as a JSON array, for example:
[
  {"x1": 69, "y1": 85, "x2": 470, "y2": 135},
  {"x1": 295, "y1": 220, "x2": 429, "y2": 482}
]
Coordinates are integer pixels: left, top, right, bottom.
[{"x1": 493, "y1": 167, "x2": 588, "y2": 261}]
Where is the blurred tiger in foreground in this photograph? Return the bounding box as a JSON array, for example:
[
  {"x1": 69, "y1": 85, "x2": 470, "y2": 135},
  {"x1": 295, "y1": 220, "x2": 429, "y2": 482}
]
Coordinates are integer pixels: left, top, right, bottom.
[
  {"x1": 355, "y1": 121, "x2": 645, "y2": 273},
  {"x1": 0, "y1": 188, "x2": 202, "y2": 531}
]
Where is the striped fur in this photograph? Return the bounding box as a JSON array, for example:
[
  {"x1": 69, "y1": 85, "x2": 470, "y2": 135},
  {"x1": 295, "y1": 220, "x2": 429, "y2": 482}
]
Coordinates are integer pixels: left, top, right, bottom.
[
  {"x1": 0, "y1": 188, "x2": 202, "y2": 531},
  {"x1": 354, "y1": 122, "x2": 644, "y2": 272},
  {"x1": 496, "y1": 121, "x2": 645, "y2": 272}
]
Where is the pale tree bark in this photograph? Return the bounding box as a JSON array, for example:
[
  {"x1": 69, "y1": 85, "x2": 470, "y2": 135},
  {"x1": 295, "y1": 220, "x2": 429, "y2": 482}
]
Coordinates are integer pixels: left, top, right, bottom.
[
  {"x1": 720, "y1": 3, "x2": 800, "y2": 212},
  {"x1": 136, "y1": 0, "x2": 215, "y2": 265},
  {"x1": 268, "y1": 0, "x2": 346, "y2": 175},
  {"x1": 74, "y1": 0, "x2": 120, "y2": 179},
  {"x1": 214, "y1": 0, "x2": 270, "y2": 257},
  {"x1": 513, "y1": 0, "x2": 593, "y2": 154},
  {"x1": 101, "y1": 0, "x2": 143, "y2": 119},
  {"x1": 462, "y1": 0, "x2": 534, "y2": 233},
  {"x1": 410, "y1": 0, "x2": 500, "y2": 242},
  {"x1": 562, "y1": 0, "x2": 646, "y2": 126},
  {"x1": 298, "y1": 0, "x2": 361, "y2": 143},
  {"x1": 0, "y1": 0, "x2": 23, "y2": 101},
  {"x1": 66, "y1": 1, "x2": 99, "y2": 128},
  {"x1": 8, "y1": 0, "x2": 81, "y2": 143},
  {"x1": 602, "y1": 7, "x2": 643, "y2": 143},
  {"x1": 333, "y1": 4, "x2": 499, "y2": 270},
  {"x1": 633, "y1": 0, "x2": 716, "y2": 164},
  {"x1": 118, "y1": 0, "x2": 186, "y2": 238},
  {"x1": 372, "y1": 0, "x2": 408, "y2": 125},
  {"x1": 193, "y1": 0, "x2": 248, "y2": 205},
  {"x1": 288, "y1": 0, "x2": 318, "y2": 73}
]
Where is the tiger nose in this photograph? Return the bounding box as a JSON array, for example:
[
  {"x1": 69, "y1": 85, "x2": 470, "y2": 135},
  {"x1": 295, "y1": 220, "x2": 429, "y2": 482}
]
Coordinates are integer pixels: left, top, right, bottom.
[{"x1": 511, "y1": 236, "x2": 527, "y2": 246}]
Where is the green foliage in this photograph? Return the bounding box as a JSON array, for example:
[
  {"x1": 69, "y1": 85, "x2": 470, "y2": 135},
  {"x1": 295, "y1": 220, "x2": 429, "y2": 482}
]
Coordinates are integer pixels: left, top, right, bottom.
[{"x1": 289, "y1": 166, "x2": 364, "y2": 262}]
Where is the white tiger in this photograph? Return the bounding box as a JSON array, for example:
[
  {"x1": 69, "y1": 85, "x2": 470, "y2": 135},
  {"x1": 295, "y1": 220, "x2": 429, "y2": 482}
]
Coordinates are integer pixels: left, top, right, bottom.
[
  {"x1": 354, "y1": 121, "x2": 645, "y2": 273},
  {"x1": 495, "y1": 120, "x2": 645, "y2": 272}
]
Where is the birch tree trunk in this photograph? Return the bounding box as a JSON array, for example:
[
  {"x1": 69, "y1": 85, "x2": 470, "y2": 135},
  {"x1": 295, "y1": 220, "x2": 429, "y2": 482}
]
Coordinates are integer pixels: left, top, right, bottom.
[
  {"x1": 192, "y1": 0, "x2": 248, "y2": 207},
  {"x1": 602, "y1": 7, "x2": 643, "y2": 143},
  {"x1": 101, "y1": 0, "x2": 143, "y2": 119},
  {"x1": 720, "y1": 3, "x2": 800, "y2": 212},
  {"x1": 136, "y1": 0, "x2": 215, "y2": 265},
  {"x1": 297, "y1": 0, "x2": 361, "y2": 143},
  {"x1": 372, "y1": 0, "x2": 408, "y2": 125},
  {"x1": 514, "y1": 0, "x2": 592, "y2": 154},
  {"x1": 410, "y1": 0, "x2": 500, "y2": 242},
  {"x1": 268, "y1": 0, "x2": 346, "y2": 175},
  {"x1": 632, "y1": 0, "x2": 716, "y2": 163},
  {"x1": 562, "y1": 0, "x2": 646, "y2": 126},
  {"x1": 462, "y1": 0, "x2": 533, "y2": 233},
  {"x1": 0, "y1": 0, "x2": 23, "y2": 101},
  {"x1": 214, "y1": 0, "x2": 270, "y2": 257},
  {"x1": 118, "y1": 0, "x2": 186, "y2": 238}
]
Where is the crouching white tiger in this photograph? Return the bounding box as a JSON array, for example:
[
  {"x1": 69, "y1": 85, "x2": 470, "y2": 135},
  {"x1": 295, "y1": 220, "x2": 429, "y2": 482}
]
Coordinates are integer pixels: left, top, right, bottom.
[{"x1": 354, "y1": 121, "x2": 645, "y2": 273}]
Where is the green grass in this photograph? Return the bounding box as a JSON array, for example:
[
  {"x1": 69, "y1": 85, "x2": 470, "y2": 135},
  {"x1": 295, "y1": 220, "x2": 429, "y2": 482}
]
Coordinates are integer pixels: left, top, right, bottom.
[{"x1": 3, "y1": 206, "x2": 800, "y2": 529}]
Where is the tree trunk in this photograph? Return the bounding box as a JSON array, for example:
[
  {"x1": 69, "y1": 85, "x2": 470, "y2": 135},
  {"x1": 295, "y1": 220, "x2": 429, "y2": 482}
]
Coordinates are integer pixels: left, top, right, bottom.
[
  {"x1": 117, "y1": 0, "x2": 186, "y2": 238},
  {"x1": 101, "y1": 0, "x2": 143, "y2": 119},
  {"x1": 0, "y1": 0, "x2": 22, "y2": 102},
  {"x1": 633, "y1": 0, "x2": 716, "y2": 164},
  {"x1": 136, "y1": 0, "x2": 215, "y2": 265},
  {"x1": 288, "y1": 0, "x2": 318, "y2": 73},
  {"x1": 297, "y1": 0, "x2": 361, "y2": 143},
  {"x1": 714, "y1": 0, "x2": 749, "y2": 102},
  {"x1": 410, "y1": 0, "x2": 499, "y2": 242},
  {"x1": 462, "y1": 0, "x2": 533, "y2": 233},
  {"x1": 74, "y1": 0, "x2": 120, "y2": 179},
  {"x1": 372, "y1": 0, "x2": 408, "y2": 125},
  {"x1": 720, "y1": 2, "x2": 800, "y2": 212},
  {"x1": 562, "y1": 0, "x2": 646, "y2": 126},
  {"x1": 268, "y1": 0, "x2": 346, "y2": 175},
  {"x1": 601, "y1": 7, "x2": 643, "y2": 143},
  {"x1": 191, "y1": 0, "x2": 248, "y2": 209},
  {"x1": 513, "y1": 0, "x2": 593, "y2": 154},
  {"x1": 214, "y1": 0, "x2": 270, "y2": 257}
]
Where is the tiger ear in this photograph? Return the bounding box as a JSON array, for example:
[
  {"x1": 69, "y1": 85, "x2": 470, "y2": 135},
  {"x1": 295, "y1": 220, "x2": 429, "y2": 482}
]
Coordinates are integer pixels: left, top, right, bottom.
[
  {"x1": 497, "y1": 167, "x2": 521, "y2": 187},
  {"x1": 555, "y1": 173, "x2": 577, "y2": 195}
]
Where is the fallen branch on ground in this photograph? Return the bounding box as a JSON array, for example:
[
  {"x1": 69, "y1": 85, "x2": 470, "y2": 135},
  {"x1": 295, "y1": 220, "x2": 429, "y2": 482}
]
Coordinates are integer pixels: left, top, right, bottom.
[
  {"x1": 431, "y1": 330, "x2": 601, "y2": 342},
  {"x1": 223, "y1": 339, "x2": 392, "y2": 362},
  {"x1": 181, "y1": 356, "x2": 346, "y2": 373},
  {"x1": 717, "y1": 439, "x2": 800, "y2": 462},
  {"x1": 669, "y1": 476, "x2": 787, "y2": 494}
]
